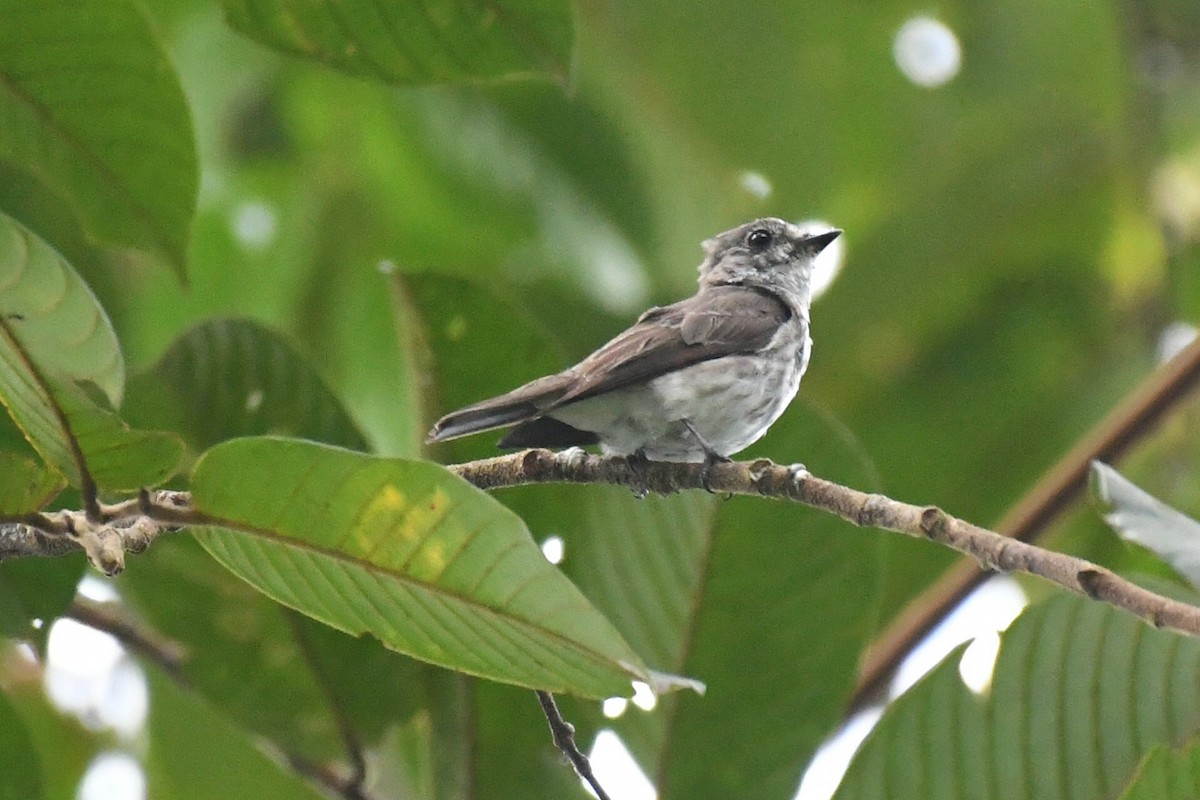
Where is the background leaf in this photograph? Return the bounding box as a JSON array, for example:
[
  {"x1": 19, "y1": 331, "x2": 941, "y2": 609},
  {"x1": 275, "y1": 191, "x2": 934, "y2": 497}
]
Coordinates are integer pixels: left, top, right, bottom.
[
  {"x1": 144, "y1": 667, "x2": 327, "y2": 800},
  {"x1": 218, "y1": 0, "x2": 574, "y2": 85},
  {"x1": 1117, "y1": 738, "x2": 1200, "y2": 800},
  {"x1": 0, "y1": 213, "x2": 124, "y2": 406},
  {"x1": 0, "y1": 0, "x2": 197, "y2": 274},
  {"x1": 124, "y1": 318, "x2": 369, "y2": 459},
  {"x1": 834, "y1": 593, "x2": 1200, "y2": 800},
  {"x1": 0, "y1": 689, "x2": 44, "y2": 800},
  {"x1": 1093, "y1": 461, "x2": 1200, "y2": 588},
  {"x1": 190, "y1": 436, "x2": 645, "y2": 697}
]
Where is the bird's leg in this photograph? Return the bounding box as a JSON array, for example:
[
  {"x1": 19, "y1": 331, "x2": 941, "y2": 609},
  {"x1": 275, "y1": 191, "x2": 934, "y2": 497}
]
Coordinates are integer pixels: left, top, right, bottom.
[
  {"x1": 681, "y1": 420, "x2": 730, "y2": 493},
  {"x1": 625, "y1": 449, "x2": 651, "y2": 499}
]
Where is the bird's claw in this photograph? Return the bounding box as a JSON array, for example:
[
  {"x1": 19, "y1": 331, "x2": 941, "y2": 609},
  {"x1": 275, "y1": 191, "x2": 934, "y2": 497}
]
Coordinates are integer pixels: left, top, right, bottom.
[{"x1": 626, "y1": 450, "x2": 651, "y2": 499}]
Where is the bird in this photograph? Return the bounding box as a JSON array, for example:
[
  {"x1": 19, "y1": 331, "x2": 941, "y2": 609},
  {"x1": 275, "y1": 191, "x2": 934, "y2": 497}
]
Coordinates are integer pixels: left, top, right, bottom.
[{"x1": 426, "y1": 218, "x2": 840, "y2": 478}]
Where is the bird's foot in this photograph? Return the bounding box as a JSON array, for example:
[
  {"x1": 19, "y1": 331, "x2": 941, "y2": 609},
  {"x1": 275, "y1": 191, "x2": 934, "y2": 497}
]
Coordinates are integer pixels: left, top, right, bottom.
[
  {"x1": 681, "y1": 420, "x2": 731, "y2": 494},
  {"x1": 625, "y1": 450, "x2": 651, "y2": 499}
]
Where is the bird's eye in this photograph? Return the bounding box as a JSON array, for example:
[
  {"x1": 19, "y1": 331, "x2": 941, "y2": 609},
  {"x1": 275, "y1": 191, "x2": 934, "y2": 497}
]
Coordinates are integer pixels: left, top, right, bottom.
[{"x1": 746, "y1": 228, "x2": 773, "y2": 250}]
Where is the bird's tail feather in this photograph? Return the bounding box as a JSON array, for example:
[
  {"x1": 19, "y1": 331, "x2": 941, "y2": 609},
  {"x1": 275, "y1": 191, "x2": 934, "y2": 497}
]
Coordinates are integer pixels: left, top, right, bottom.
[
  {"x1": 425, "y1": 372, "x2": 575, "y2": 444},
  {"x1": 425, "y1": 401, "x2": 539, "y2": 443}
]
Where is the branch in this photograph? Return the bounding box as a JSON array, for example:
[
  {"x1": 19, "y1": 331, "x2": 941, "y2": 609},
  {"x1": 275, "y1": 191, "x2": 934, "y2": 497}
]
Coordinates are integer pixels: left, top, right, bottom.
[
  {"x1": 848, "y1": 332, "x2": 1200, "y2": 709},
  {"x1": 447, "y1": 449, "x2": 1200, "y2": 637},
  {"x1": 536, "y1": 690, "x2": 611, "y2": 800},
  {"x1": 0, "y1": 490, "x2": 191, "y2": 575},
  {"x1": 10, "y1": 448, "x2": 1200, "y2": 657}
]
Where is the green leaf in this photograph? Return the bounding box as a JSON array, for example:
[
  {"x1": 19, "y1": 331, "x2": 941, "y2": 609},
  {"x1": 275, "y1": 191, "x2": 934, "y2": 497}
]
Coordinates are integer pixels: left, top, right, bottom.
[
  {"x1": 218, "y1": 0, "x2": 573, "y2": 86},
  {"x1": 118, "y1": 536, "x2": 351, "y2": 763},
  {"x1": 144, "y1": 668, "x2": 327, "y2": 800},
  {"x1": 1118, "y1": 738, "x2": 1200, "y2": 800},
  {"x1": 125, "y1": 318, "x2": 369, "y2": 456},
  {"x1": 0, "y1": 373, "x2": 182, "y2": 492},
  {"x1": 190, "y1": 436, "x2": 645, "y2": 697},
  {"x1": 834, "y1": 593, "x2": 1200, "y2": 800},
  {"x1": 0, "y1": 450, "x2": 63, "y2": 514},
  {"x1": 0, "y1": 213, "x2": 124, "y2": 406},
  {"x1": 0, "y1": 0, "x2": 197, "y2": 274},
  {"x1": 1093, "y1": 461, "x2": 1200, "y2": 589},
  {"x1": 0, "y1": 555, "x2": 84, "y2": 642},
  {"x1": 0, "y1": 690, "x2": 44, "y2": 800},
  {"x1": 0, "y1": 213, "x2": 183, "y2": 491}
]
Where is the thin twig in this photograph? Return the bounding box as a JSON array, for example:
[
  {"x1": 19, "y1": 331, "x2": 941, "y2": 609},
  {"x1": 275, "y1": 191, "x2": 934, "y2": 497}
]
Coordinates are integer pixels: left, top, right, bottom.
[
  {"x1": 68, "y1": 593, "x2": 380, "y2": 800},
  {"x1": 65, "y1": 597, "x2": 189, "y2": 683},
  {"x1": 536, "y1": 690, "x2": 611, "y2": 800},
  {"x1": 848, "y1": 333, "x2": 1200, "y2": 710},
  {"x1": 287, "y1": 755, "x2": 375, "y2": 800}
]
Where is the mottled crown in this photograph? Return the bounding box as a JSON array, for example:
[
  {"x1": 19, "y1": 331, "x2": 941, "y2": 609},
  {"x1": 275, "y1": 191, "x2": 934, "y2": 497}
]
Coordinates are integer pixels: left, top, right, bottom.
[{"x1": 697, "y1": 218, "x2": 840, "y2": 307}]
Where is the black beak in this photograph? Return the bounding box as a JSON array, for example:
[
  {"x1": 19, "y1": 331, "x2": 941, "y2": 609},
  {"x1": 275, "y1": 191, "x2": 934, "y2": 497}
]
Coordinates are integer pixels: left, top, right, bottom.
[{"x1": 802, "y1": 229, "x2": 842, "y2": 254}]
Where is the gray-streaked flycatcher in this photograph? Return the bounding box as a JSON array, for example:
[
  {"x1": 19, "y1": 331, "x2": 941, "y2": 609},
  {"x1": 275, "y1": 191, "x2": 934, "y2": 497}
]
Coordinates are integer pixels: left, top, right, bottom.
[{"x1": 426, "y1": 218, "x2": 840, "y2": 474}]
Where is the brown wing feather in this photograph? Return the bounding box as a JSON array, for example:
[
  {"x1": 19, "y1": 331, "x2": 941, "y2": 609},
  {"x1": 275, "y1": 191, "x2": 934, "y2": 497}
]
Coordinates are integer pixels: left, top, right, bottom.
[{"x1": 550, "y1": 285, "x2": 790, "y2": 407}]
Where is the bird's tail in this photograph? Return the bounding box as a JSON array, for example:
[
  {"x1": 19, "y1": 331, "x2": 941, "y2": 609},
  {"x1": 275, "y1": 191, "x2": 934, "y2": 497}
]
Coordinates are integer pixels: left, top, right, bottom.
[
  {"x1": 425, "y1": 399, "x2": 541, "y2": 443},
  {"x1": 425, "y1": 373, "x2": 573, "y2": 444}
]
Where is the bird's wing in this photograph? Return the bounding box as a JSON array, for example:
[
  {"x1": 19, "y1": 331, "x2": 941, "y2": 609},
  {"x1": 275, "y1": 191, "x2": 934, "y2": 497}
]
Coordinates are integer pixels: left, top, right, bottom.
[
  {"x1": 425, "y1": 285, "x2": 792, "y2": 444},
  {"x1": 551, "y1": 285, "x2": 791, "y2": 407}
]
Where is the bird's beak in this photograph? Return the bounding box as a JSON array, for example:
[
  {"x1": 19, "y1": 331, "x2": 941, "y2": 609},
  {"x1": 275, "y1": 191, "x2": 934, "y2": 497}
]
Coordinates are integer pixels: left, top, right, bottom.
[{"x1": 802, "y1": 229, "x2": 842, "y2": 254}]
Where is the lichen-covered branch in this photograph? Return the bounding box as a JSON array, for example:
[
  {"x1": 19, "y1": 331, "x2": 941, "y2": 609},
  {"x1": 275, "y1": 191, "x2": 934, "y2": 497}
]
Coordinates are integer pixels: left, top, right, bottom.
[
  {"x1": 5, "y1": 450, "x2": 1200, "y2": 640},
  {"x1": 449, "y1": 448, "x2": 1200, "y2": 637}
]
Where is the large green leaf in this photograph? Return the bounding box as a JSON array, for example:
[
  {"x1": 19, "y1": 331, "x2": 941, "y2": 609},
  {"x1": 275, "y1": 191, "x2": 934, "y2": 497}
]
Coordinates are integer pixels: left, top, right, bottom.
[
  {"x1": 2, "y1": 679, "x2": 98, "y2": 800},
  {"x1": 144, "y1": 668, "x2": 327, "y2": 800},
  {"x1": 0, "y1": 0, "x2": 196, "y2": 274},
  {"x1": 1118, "y1": 738, "x2": 1200, "y2": 800},
  {"x1": 0, "y1": 690, "x2": 43, "y2": 800},
  {"x1": 0, "y1": 555, "x2": 84, "y2": 643},
  {"x1": 190, "y1": 436, "x2": 645, "y2": 697},
  {"x1": 0, "y1": 213, "x2": 123, "y2": 406},
  {"x1": 125, "y1": 318, "x2": 368, "y2": 458},
  {"x1": 834, "y1": 593, "x2": 1200, "y2": 800},
  {"x1": 0, "y1": 450, "x2": 63, "y2": 515},
  {"x1": 219, "y1": 0, "x2": 573, "y2": 85},
  {"x1": 119, "y1": 536, "x2": 351, "y2": 763},
  {"x1": 120, "y1": 321, "x2": 420, "y2": 765},
  {"x1": 0, "y1": 213, "x2": 183, "y2": 490}
]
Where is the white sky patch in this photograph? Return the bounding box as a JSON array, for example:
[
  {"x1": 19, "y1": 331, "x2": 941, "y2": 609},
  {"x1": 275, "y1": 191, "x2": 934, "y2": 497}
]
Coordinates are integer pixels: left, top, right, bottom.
[
  {"x1": 78, "y1": 752, "x2": 145, "y2": 800},
  {"x1": 540, "y1": 535, "x2": 565, "y2": 564},
  {"x1": 1157, "y1": 320, "x2": 1198, "y2": 363},
  {"x1": 894, "y1": 16, "x2": 962, "y2": 88},
  {"x1": 630, "y1": 681, "x2": 657, "y2": 711},
  {"x1": 739, "y1": 170, "x2": 773, "y2": 200},
  {"x1": 231, "y1": 200, "x2": 278, "y2": 250},
  {"x1": 45, "y1": 618, "x2": 148, "y2": 736},
  {"x1": 891, "y1": 576, "x2": 1026, "y2": 699},
  {"x1": 795, "y1": 219, "x2": 845, "y2": 300},
  {"x1": 794, "y1": 708, "x2": 884, "y2": 800},
  {"x1": 589, "y1": 730, "x2": 656, "y2": 800},
  {"x1": 601, "y1": 696, "x2": 628, "y2": 719},
  {"x1": 78, "y1": 575, "x2": 119, "y2": 603}
]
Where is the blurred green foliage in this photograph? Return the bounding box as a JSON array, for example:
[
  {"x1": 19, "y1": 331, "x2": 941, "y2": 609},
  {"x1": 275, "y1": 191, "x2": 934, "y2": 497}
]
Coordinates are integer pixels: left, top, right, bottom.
[{"x1": 2, "y1": 0, "x2": 1200, "y2": 798}]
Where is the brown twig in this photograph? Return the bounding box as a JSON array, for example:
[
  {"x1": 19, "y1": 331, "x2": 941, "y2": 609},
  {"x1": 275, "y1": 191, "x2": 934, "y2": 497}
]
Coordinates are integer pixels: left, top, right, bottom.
[
  {"x1": 847, "y1": 333, "x2": 1200, "y2": 710},
  {"x1": 536, "y1": 690, "x2": 611, "y2": 800},
  {"x1": 65, "y1": 597, "x2": 189, "y2": 682},
  {"x1": 67, "y1": 591, "x2": 380, "y2": 800}
]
